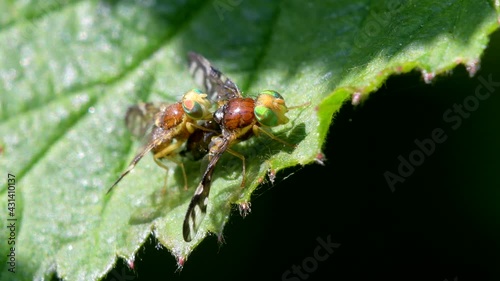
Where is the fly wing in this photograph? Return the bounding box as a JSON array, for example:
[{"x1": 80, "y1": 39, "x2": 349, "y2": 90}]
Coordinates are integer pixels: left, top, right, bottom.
[
  {"x1": 106, "y1": 140, "x2": 157, "y2": 194},
  {"x1": 183, "y1": 136, "x2": 230, "y2": 242},
  {"x1": 188, "y1": 52, "x2": 242, "y2": 102},
  {"x1": 107, "y1": 104, "x2": 172, "y2": 194},
  {"x1": 126, "y1": 102, "x2": 173, "y2": 158},
  {"x1": 125, "y1": 102, "x2": 165, "y2": 139},
  {"x1": 107, "y1": 122, "x2": 179, "y2": 194}
]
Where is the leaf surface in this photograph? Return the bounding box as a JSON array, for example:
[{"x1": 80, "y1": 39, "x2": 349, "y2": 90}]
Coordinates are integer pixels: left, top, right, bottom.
[{"x1": 0, "y1": 0, "x2": 498, "y2": 279}]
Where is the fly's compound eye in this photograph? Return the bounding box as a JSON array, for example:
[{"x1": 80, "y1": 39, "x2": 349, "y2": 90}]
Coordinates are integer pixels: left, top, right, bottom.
[
  {"x1": 191, "y1": 88, "x2": 204, "y2": 94},
  {"x1": 182, "y1": 89, "x2": 212, "y2": 119},
  {"x1": 260, "y1": 89, "x2": 284, "y2": 100},
  {"x1": 254, "y1": 105, "x2": 280, "y2": 127},
  {"x1": 183, "y1": 99, "x2": 204, "y2": 119},
  {"x1": 255, "y1": 90, "x2": 289, "y2": 127}
]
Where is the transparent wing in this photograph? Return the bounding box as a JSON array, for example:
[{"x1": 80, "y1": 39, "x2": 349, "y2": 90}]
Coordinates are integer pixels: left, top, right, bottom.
[
  {"x1": 125, "y1": 102, "x2": 174, "y2": 155},
  {"x1": 188, "y1": 52, "x2": 242, "y2": 102},
  {"x1": 125, "y1": 102, "x2": 164, "y2": 139},
  {"x1": 106, "y1": 140, "x2": 157, "y2": 194},
  {"x1": 107, "y1": 104, "x2": 171, "y2": 194}
]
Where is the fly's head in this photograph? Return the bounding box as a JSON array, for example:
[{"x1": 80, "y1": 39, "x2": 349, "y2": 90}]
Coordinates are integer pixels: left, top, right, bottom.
[
  {"x1": 182, "y1": 88, "x2": 213, "y2": 120},
  {"x1": 254, "y1": 90, "x2": 289, "y2": 127}
]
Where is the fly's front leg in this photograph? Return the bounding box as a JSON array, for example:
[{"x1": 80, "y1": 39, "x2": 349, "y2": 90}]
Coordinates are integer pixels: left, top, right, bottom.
[
  {"x1": 154, "y1": 141, "x2": 189, "y2": 190},
  {"x1": 186, "y1": 121, "x2": 219, "y2": 134},
  {"x1": 253, "y1": 125, "x2": 296, "y2": 148},
  {"x1": 226, "y1": 148, "x2": 246, "y2": 188},
  {"x1": 153, "y1": 157, "x2": 170, "y2": 195},
  {"x1": 169, "y1": 157, "x2": 189, "y2": 191}
]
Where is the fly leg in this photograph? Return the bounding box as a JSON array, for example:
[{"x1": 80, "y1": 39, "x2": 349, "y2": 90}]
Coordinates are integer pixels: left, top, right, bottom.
[
  {"x1": 152, "y1": 157, "x2": 170, "y2": 196},
  {"x1": 253, "y1": 125, "x2": 296, "y2": 148},
  {"x1": 186, "y1": 121, "x2": 219, "y2": 134},
  {"x1": 153, "y1": 141, "x2": 188, "y2": 191},
  {"x1": 226, "y1": 148, "x2": 246, "y2": 188}
]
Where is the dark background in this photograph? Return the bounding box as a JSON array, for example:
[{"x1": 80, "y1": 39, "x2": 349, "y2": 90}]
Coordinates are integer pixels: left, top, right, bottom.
[{"x1": 102, "y1": 29, "x2": 500, "y2": 281}]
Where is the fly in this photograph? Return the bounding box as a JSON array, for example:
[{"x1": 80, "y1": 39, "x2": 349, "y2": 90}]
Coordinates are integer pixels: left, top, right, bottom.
[
  {"x1": 107, "y1": 89, "x2": 215, "y2": 194},
  {"x1": 183, "y1": 53, "x2": 307, "y2": 242}
]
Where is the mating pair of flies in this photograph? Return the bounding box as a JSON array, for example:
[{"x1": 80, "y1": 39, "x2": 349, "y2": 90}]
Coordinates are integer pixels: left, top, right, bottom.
[{"x1": 107, "y1": 53, "x2": 306, "y2": 242}]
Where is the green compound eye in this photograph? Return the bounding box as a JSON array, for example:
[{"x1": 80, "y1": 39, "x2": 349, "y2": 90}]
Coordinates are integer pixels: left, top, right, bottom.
[
  {"x1": 255, "y1": 89, "x2": 289, "y2": 127},
  {"x1": 183, "y1": 99, "x2": 204, "y2": 119},
  {"x1": 192, "y1": 88, "x2": 203, "y2": 94},
  {"x1": 255, "y1": 105, "x2": 279, "y2": 127},
  {"x1": 260, "y1": 90, "x2": 283, "y2": 100},
  {"x1": 182, "y1": 88, "x2": 211, "y2": 119}
]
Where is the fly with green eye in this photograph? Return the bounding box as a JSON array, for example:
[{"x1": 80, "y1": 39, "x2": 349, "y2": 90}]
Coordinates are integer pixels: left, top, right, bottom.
[
  {"x1": 183, "y1": 53, "x2": 307, "y2": 242},
  {"x1": 106, "y1": 89, "x2": 216, "y2": 194}
]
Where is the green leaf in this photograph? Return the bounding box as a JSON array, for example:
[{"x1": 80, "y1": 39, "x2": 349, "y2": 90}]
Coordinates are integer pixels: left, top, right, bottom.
[{"x1": 0, "y1": 0, "x2": 498, "y2": 279}]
